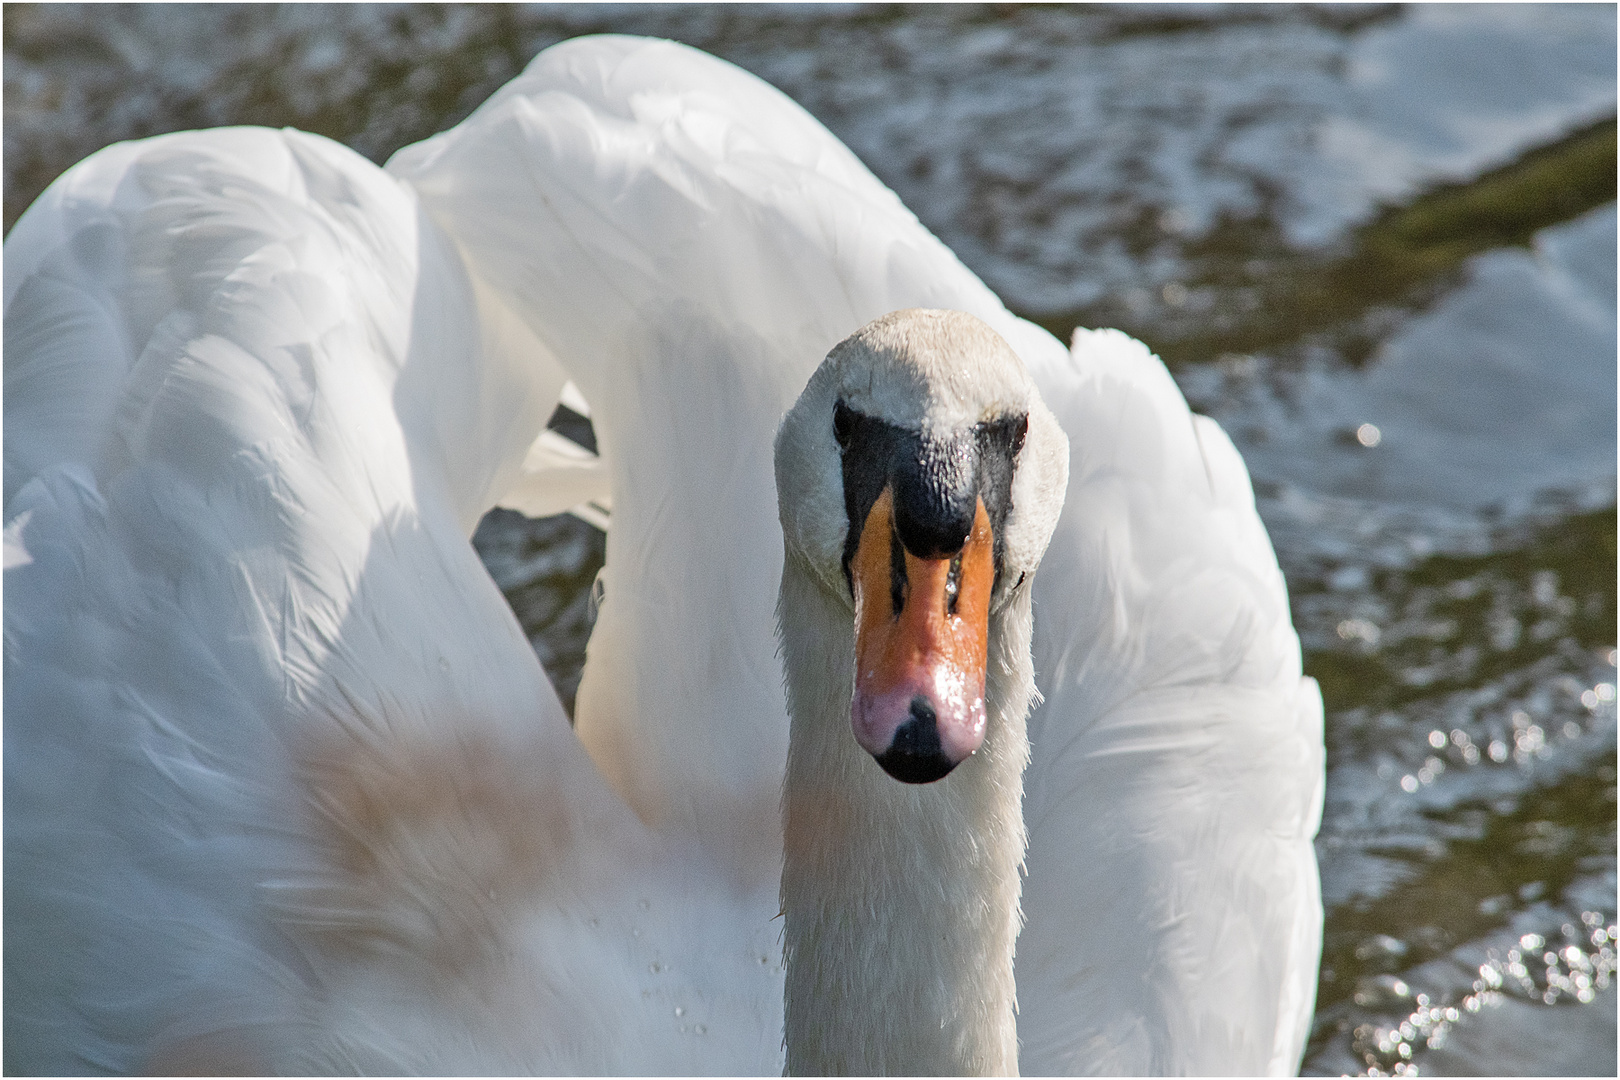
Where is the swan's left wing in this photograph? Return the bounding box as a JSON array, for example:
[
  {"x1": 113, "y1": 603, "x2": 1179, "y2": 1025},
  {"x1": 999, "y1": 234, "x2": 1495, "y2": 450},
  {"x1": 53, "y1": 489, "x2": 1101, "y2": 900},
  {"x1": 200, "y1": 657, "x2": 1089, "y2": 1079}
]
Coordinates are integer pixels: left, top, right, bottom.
[{"x1": 1016, "y1": 328, "x2": 1325, "y2": 1076}]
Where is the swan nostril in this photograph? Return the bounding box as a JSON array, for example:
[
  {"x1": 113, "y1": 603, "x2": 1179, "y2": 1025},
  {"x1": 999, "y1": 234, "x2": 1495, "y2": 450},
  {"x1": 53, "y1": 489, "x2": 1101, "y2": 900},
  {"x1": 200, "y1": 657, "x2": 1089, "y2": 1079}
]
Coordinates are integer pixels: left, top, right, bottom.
[
  {"x1": 905, "y1": 696, "x2": 937, "y2": 735},
  {"x1": 873, "y1": 700, "x2": 954, "y2": 784}
]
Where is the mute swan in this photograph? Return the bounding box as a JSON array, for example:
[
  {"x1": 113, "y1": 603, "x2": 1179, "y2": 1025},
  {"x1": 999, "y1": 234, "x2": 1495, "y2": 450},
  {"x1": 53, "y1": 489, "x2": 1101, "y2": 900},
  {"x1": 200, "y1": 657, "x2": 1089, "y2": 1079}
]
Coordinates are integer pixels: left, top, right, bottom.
[{"x1": 3, "y1": 34, "x2": 1323, "y2": 1076}]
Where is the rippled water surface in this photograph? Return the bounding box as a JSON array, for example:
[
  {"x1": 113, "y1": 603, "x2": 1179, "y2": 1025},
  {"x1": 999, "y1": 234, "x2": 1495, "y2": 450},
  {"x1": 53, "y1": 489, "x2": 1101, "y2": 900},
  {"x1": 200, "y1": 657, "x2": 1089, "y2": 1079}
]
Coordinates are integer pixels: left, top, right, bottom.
[{"x1": 7, "y1": 5, "x2": 1615, "y2": 1075}]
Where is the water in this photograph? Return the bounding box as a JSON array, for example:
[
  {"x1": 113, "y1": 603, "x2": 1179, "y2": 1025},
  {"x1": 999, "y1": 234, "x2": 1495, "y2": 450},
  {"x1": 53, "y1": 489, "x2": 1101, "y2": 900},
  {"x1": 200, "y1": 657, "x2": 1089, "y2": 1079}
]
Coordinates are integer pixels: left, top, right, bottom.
[{"x1": 6, "y1": 5, "x2": 1614, "y2": 1075}]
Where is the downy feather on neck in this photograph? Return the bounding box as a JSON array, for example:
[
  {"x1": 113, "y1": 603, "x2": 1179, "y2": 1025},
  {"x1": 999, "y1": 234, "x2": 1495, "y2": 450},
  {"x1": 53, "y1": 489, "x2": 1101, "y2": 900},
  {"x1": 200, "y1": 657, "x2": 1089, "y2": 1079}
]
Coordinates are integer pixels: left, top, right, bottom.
[{"x1": 778, "y1": 549, "x2": 1035, "y2": 1076}]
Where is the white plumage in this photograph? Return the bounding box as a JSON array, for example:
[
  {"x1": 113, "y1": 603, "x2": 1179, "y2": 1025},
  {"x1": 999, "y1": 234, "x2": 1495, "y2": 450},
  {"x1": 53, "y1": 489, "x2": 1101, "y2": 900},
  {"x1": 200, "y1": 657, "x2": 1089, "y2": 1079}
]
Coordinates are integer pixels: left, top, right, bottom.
[{"x1": 3, "y1": 34, "x2": 1322, "y2": 1075}]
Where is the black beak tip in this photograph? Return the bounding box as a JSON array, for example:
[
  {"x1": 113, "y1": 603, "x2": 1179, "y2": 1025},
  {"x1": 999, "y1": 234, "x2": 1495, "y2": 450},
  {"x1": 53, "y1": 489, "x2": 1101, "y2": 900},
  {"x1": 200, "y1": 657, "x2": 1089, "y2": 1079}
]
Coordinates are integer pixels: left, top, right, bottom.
[
  {"x1": 874, "y1": 748, "x2": 957, "y2": 784},
  {"x1": 872, "y1": 700, "x2": 957, "y2": 784}
]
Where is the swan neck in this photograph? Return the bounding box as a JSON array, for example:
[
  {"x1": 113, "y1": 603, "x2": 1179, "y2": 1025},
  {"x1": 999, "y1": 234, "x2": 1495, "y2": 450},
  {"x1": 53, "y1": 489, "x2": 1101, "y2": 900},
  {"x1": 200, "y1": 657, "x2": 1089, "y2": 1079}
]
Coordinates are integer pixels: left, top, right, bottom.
[{"x1": 778, "y1": 551, "x2": 1033, "y2": 1076}]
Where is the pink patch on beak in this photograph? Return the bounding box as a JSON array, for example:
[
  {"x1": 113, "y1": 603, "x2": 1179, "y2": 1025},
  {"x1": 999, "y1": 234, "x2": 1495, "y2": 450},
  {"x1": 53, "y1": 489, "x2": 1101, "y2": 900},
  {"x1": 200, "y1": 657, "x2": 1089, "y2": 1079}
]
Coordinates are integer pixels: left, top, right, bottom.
[{"x1": 851, "y1": 659, "x2": 987, "y2": 764}]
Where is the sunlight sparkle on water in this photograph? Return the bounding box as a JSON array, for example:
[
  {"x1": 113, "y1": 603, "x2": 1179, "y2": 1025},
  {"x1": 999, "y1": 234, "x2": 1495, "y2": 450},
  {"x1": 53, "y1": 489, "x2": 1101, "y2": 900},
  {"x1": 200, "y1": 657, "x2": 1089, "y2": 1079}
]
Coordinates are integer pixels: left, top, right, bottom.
[{"x1": 1352, "y1": 916, "x2": 1617, "y2": 1076}]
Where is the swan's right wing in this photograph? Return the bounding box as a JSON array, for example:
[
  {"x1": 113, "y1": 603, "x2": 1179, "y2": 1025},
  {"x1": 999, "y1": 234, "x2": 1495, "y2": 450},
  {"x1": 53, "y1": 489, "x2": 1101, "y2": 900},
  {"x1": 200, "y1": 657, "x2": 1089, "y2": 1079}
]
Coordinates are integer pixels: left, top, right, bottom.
[
  {"x1": 4, "y1": 124, "x2": 782, "y2": 1075},
  {"x1": 1017, "y1": 329, "x2": 1325, "y2": 1075}
]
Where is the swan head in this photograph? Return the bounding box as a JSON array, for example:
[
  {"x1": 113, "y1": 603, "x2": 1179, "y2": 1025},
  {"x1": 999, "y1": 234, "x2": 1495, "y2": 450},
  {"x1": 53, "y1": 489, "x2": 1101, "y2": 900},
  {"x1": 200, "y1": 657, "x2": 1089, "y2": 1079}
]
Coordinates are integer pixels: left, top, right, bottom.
[{"x1": 776, "y1": 309, "x2": 1068, "y2": 784}]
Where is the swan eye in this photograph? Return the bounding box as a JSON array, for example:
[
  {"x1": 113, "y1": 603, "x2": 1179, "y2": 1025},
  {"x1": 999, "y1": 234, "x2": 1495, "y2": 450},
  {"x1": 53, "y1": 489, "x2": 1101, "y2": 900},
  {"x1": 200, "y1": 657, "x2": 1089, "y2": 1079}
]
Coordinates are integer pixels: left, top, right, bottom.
[
  {"x1": 1009, "y1": 415, "x2": 1027, "y2": 458},
  {"x1": 833, "y1": 400, "x2": 857, "y2": 448}
]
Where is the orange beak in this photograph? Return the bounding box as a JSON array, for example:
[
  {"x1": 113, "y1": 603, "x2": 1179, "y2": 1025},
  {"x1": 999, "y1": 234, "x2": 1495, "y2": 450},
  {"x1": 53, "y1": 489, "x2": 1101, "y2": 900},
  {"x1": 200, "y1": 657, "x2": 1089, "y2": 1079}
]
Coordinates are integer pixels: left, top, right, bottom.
[{"x1": 849, "y1": 487, "x2": 995, "y2": 783}]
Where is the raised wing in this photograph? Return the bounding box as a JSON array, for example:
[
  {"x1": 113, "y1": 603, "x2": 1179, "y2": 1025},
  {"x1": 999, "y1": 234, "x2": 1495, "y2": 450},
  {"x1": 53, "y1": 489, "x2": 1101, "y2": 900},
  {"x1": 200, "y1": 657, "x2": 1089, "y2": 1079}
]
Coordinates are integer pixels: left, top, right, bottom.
[
  {"x1": 2, "y1": 123, "x2": 528, "y2": 1071},
  {"x1": 1017, "y1": 328, "x2": 1325, "y2": 1075},
  {"x1": 3, "y1": 123, "x2": 789, "y2": 1075}
]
